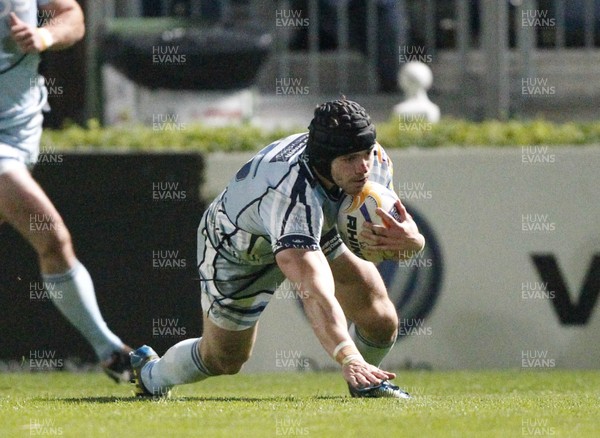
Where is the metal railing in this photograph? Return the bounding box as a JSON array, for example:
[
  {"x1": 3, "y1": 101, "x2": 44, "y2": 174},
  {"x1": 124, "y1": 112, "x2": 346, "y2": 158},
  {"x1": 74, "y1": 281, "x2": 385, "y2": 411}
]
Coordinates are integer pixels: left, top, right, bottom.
[
  {"x1": 94, "y1": 0, "x2": 599, "y2": 120},
  {"x1": 411, "y1": 0, "x2": 599, "y2": 119},
  {"x1": 273, "y1": 0, "x2": 379, "y2": 94}
]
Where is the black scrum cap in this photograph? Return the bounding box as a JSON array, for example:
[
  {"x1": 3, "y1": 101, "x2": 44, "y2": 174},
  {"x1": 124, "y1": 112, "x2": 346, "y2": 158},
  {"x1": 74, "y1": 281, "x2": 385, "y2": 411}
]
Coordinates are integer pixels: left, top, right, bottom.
[{"x1": 306, "y1": 99, "x2": 376, "y2": 181}]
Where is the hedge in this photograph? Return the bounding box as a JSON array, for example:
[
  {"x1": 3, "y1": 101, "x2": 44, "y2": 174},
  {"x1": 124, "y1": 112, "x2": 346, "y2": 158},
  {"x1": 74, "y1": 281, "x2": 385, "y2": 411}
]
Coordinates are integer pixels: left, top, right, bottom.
[{"x1": 41, "y1": 118, "x2": 600, "y2": 152}]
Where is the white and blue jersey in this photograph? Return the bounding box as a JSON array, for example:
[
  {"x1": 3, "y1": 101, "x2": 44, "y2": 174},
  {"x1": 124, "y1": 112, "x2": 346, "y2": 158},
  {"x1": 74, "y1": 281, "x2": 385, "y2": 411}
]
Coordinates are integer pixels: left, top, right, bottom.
[
  {"x1": 0, "y1": 0, "x2": 50, "y2": 168},
  {"x1": 197, "y1": 132, "x2": 394, "y2": 331}
]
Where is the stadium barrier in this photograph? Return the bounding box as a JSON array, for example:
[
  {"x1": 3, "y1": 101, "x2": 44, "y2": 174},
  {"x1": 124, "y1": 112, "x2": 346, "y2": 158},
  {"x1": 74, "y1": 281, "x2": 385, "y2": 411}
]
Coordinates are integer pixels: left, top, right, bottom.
[
  {"x1": 2, "y1": 147, "x2": 598, "y2": 371},
  {"x1": 0, "y1": 152, "x2": 204, "y2": 365}
]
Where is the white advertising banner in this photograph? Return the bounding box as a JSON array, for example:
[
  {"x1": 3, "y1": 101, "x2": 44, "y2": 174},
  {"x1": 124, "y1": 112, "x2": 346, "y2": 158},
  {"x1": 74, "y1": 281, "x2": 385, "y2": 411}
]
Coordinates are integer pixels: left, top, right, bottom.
[{"x1": 205, "y1": 146, "x2": 600, "y2": 371}]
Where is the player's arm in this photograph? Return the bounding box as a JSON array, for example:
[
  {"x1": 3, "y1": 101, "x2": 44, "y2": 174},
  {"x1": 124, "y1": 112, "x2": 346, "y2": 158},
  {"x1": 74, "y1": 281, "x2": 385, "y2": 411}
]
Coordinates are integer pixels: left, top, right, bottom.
[
  {"x1": 361, "y1": 199, "x2": 425, "y2": 260},
  {"x1": 9, "y1": 0, "x2": 84, "y2": 53},
  {"x1": 275, "y1": 248, "x2": 396, "y2": 388}
]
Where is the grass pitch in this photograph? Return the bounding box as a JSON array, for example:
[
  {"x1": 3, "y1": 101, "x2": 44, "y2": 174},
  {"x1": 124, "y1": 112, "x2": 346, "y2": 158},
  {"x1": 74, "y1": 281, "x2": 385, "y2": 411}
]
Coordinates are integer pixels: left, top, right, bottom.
[{"x1": 0, "y1": 370, "x2": 598, "y2": 437}]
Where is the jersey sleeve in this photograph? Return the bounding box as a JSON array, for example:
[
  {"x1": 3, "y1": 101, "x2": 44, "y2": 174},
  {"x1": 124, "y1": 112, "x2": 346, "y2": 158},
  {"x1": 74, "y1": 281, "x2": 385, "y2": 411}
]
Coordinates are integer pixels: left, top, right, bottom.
[{"x1": 259, "y1": 177, "x2": 323, "y2": 255}]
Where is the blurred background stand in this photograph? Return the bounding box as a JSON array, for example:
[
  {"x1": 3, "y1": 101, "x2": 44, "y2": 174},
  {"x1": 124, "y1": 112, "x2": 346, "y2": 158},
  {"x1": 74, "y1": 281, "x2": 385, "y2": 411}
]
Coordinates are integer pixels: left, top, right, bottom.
[
  {"x1": 87, "y1": 1, "x2": 272, "y2": 126},
  {"x1": 40, "y1": 0, "x2": 600, "y2": 129}
]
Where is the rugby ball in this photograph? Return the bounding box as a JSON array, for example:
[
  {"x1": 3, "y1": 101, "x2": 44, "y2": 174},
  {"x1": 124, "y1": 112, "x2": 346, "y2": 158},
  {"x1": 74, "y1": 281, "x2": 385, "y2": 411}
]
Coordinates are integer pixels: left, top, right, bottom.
[{"x1": 337, "y1": 181, "x2": 401, "y2": 263}]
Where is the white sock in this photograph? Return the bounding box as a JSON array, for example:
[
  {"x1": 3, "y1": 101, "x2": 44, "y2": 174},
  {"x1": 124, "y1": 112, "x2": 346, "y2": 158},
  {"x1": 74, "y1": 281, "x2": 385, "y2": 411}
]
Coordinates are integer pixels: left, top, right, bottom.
[
  {"x1": 141, "y1": 338, "x2": 213, "y2": 395},
  {"x1": 42, "y1": 261, "x2": 125, "y2": 361},
  {"x1": 349, "y1": 323, "x2": 395, "y2": 367}
]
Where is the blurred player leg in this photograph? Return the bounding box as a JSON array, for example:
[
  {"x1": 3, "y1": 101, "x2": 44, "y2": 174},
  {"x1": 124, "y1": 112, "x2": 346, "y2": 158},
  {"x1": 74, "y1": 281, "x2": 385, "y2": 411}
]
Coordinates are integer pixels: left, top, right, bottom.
[
  {"x1": 331, "y1": 250, "x2": 398, "y2": 366},
  {"x1": 0, "y1": 165, "x2": 128, "y2": 363}
]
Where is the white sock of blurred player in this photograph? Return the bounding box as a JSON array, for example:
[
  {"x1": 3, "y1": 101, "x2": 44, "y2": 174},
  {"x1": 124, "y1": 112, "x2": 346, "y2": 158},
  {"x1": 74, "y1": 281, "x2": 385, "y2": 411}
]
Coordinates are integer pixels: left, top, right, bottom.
[
  {"x1": 42, "y1": 260, "x2": 126, "y2": 361},
  {"x1": 349, "y1": 323, "x2": 395, "y2": 367},
  {"x1": 141, "y1": 338, "x2": 212, "y2": 394}
]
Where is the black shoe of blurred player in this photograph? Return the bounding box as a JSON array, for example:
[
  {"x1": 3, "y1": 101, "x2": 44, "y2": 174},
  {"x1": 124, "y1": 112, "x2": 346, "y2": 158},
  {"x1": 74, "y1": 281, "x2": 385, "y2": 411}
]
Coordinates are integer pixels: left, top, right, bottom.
[{"x1": 101, "y1": 348, "x2": 133, "y2": 383}]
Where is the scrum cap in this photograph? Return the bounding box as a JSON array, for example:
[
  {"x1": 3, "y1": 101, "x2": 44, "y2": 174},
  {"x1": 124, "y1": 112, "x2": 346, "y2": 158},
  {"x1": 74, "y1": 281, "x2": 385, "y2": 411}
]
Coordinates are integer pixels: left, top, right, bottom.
[{"x1": 306, "y1": 99, "x2": 376, "y2": 181}]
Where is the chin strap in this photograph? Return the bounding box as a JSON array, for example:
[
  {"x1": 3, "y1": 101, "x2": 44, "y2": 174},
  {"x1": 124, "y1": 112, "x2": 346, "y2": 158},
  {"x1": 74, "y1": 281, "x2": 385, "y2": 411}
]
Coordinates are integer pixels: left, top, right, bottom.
[
  {"x1": 304, "y1": 156, "x2": 343, "y2": 200},
  {"x1": 319, "y1": 173, "x2": 343, "y2": 200},
  {"x1": 327, "y1": 184, "x2": 343, "y2": 201}
]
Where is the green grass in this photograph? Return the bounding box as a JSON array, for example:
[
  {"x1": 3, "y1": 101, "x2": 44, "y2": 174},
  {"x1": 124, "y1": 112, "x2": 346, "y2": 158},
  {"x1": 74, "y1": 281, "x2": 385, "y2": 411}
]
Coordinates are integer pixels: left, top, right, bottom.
[{"x1": 1, "y1": 370, "x2": 598, "y2": 437}]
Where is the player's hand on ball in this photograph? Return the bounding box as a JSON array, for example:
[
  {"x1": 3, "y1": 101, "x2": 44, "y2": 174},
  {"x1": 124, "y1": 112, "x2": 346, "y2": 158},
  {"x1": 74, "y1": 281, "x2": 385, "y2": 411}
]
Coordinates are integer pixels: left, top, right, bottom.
[
  {"x1": 342, "y1": 357, "x2": 396, "y2": 389},
  {"x1": 360, "y1": 199, "x2": 425, "y2": 259}
]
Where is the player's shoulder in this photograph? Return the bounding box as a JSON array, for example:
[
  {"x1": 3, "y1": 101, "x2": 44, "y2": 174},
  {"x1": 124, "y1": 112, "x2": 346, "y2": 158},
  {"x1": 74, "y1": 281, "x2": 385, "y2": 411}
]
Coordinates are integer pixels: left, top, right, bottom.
[
  {"x1": 231, "y1": 132, "x2": 310, "y2": 191},
  {"x1": 260, "y1": 132, "x2": 308, "y2": 164}
]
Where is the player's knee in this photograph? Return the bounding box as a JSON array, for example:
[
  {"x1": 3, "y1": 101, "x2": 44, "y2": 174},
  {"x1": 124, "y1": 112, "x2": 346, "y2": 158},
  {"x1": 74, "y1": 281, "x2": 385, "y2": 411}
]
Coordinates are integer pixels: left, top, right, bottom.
[
  {"x1": 217, "y1": 362, "x2": 244, "y2": 375},
  {"x1": 380, "y1": 308, "x2": 399, "y2": 339},
  {"x1": 209, "y1": 351, "x2": 251, "y2": 376},
  {"x1": 361, "y1": 302, "x2": 398, "y2": 343}
]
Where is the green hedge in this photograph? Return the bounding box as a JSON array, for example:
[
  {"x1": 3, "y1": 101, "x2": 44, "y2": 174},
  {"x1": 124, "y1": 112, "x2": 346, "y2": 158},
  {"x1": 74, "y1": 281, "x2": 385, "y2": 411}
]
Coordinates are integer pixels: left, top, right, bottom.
[
  {"x1": 41, "y1": 120, "x2": 293, "y2": 153},
  {"x1": 41, "y1": 118, "x2": 600, "y2": 152}
]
